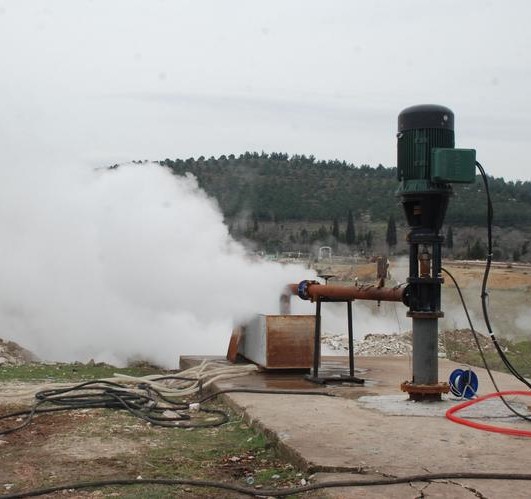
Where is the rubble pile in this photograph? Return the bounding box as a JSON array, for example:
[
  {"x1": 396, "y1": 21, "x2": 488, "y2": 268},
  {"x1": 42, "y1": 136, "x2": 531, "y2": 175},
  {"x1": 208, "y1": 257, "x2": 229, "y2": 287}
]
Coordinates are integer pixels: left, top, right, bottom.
[
  {"x1": 322, "y1": 333, "x2": 413, "y2": 356},
  {"x1": 322, "y1": 329, "x2": 492, "y2": 357},
  {"x1": 439, "y1": 329, "x2": 494, "y2": 353},
  {"x1": 0, "y1": 338, "x2": 38, "y2": 366}
]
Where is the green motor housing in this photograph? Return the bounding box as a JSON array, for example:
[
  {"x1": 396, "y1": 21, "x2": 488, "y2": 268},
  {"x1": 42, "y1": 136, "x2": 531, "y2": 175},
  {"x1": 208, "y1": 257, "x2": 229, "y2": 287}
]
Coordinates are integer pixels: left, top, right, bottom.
[{"x1": 397, "y1": 104, "x2": 476, "y2": 231}]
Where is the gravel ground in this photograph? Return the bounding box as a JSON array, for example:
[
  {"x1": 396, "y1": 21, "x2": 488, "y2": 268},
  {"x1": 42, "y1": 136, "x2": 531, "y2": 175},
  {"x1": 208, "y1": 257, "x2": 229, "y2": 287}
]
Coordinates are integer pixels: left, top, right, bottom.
[{"x1": 321, "y1": 329, "x2": 495, "y2": 357}]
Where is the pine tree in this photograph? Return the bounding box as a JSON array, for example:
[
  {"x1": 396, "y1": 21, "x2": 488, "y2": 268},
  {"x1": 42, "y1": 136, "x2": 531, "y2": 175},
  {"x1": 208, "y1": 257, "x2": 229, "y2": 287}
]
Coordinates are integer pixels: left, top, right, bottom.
[
  {"x1": 385, "y1": 215, "x2": 397, "y2": 248},
  {"x1": 345, "y1": 210, "x2": 356, "y2": 246},
  {"x1": 366, "y1": 230, "x2": 373, "y2": 249},
  {"x1": 446, "y1": 226, "x2": 454, "y2": 249},
  {"x1": 332, "y1": 217, "x2": 340, "y2": 240},
  {"x1": 468, "y1": 239, "x2": 486, "y2": 259}
]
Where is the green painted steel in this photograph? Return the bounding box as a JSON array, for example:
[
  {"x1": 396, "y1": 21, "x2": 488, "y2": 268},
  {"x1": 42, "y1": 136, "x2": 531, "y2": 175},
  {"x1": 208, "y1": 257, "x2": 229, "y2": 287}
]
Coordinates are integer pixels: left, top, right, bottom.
[
  {"x1": 397, "y1": 129, "x2": 475, "y2": 196},
  {"x1": 431, "y1": 148, "x2": 476, "y2": 183},
  {"x1": 397, "y1": 128, "x2": 454, "y2": 182}
]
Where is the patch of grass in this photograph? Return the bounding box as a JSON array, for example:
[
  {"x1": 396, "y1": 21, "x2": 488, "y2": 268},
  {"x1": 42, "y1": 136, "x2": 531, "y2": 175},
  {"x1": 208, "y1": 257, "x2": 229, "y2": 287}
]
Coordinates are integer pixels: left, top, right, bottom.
[
  {"x1": 2, "y1": 393, "x2": 307, "y2": 498},
  {"x1": 446, "y1": 339, "x2": 531, "y2": 378},
  {"x1": 0, "y1": 362, "x2": 167, "y2": 381},
  {"x1": 74, "y1": 407, "x2": 305, "y2": 496}
]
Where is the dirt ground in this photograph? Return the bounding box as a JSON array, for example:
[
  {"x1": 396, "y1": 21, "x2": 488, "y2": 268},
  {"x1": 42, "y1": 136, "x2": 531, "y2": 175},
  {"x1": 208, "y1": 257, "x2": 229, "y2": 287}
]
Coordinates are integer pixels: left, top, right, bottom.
[
  {"x1": 0, "y1": 409, "x2": 113, "y2": 493},
  {"x1": 441, "y1": 261, "x2": 531, "y2": 289},
  {"x1": 318, "y1": 258, "x2": 531, "y2": 290}
]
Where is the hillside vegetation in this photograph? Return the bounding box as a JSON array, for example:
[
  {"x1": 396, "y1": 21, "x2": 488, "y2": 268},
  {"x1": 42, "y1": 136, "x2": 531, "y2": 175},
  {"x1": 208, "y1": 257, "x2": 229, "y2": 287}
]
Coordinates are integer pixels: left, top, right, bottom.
[
  {"x1": 110, "y1": 153, "x2": 531, "y2": 258},
  {"x1": 159, "y1": 152, "x2": 531, "y2": 227}
]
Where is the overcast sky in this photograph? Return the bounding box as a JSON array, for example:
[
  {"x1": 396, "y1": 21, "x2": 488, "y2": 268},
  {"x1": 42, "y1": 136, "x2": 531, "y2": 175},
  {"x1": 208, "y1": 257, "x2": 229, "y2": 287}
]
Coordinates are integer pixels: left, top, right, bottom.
[{"x1": 1, "y1": 0, "x2": 530, "y2": 180}]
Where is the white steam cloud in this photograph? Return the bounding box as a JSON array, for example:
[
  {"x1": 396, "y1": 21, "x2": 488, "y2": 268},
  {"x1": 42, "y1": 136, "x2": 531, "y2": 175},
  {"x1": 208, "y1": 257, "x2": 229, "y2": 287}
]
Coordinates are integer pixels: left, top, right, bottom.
[
  {"x1": 0, "y1": 162, "x2": 314, "y2": 367},
  {"x1": 3, "y1": 160, "x2": 493, "y2": 368}
]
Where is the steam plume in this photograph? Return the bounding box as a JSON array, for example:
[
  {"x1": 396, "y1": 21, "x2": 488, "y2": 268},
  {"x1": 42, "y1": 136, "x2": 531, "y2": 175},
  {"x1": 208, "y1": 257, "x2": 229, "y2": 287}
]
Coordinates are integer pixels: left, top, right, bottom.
[{"x1": 0, "y1": 162, "x2": 313, "y2": 367}]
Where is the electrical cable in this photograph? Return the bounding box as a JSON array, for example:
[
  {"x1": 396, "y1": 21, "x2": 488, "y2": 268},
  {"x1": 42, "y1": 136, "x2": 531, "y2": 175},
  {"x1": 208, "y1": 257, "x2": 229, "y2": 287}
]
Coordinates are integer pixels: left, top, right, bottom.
[
  {"x1": 2, "y1": 472, "x2": 531, "y2": 499},
  {"x1": 2, "y1": 381, "x2": 528, "y2": 494},
  {"x1": 475, "y1": 160, "x2": 531, "y2": 389},
  {"x1": 442, "y1": 267, "x2": 530, "y2": 421},
  {"x1": 0, "y1": 378, "x2": 334, "y2": 436},
  {"x1": 437, "y1": 160, "x2": 531, "y2": 425},
  {"x1": 0, "y1": 379, "x2": 227, "y2": 436},
  {"x1": 0, "y1": 362, "x2": 264, "y2": 435}
]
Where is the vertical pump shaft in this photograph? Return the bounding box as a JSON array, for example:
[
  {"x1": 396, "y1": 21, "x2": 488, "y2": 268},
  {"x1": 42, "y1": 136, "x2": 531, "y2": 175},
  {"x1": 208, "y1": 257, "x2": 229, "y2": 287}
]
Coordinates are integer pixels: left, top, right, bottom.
[{"x1": 396, "y1": 104, "x2": 476, "y2": 400}]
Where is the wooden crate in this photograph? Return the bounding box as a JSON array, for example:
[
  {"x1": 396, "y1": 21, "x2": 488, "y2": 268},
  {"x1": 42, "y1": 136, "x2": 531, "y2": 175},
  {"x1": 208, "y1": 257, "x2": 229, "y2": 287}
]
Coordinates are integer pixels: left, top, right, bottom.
[{"x1": 237, "y1": 314, "x2": 315, "y2": 369}]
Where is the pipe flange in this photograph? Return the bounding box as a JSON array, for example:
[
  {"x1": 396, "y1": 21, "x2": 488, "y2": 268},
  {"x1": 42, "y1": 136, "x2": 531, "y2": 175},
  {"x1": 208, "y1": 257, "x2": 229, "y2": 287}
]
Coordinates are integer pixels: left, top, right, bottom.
[
  {"x1": 401, "y1": 381, "x2": 450, "y2": 401},
  {"x1": 407, "y1": 311, "x2": 444, "y2": 319},
  {"x1": 297, "y1": 280, "x2": 319, "y2": 300}
]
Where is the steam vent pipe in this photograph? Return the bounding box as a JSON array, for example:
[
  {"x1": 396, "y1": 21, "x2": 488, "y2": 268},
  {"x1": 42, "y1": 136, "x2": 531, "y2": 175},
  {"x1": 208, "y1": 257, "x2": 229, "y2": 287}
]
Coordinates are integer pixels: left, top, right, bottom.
[{"x1": 396, "y1": 104, "x2": 476, "y2": 401}]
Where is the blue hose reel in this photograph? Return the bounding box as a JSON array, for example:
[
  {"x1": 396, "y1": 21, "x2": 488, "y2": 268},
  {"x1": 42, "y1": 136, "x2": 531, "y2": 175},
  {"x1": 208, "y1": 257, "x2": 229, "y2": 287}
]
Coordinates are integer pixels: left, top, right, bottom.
[{"x1": 449, "y1": 368, "x2": 479, "y2": 399}]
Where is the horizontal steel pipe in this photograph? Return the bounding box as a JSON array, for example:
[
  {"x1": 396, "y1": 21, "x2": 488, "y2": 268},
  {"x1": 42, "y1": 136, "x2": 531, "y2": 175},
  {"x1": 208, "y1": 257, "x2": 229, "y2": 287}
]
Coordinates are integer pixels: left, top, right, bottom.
[
  {"x1": 305, "y1": 284, "x2": 404, "y2": 302},
  {"x1": 289, "y1": 280, "x2": 405, "y2": 303}
]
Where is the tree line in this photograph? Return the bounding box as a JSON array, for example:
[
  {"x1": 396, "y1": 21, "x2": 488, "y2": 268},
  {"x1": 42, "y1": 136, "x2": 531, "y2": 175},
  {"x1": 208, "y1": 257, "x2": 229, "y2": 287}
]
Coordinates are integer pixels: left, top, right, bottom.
[{"x1": 159, "y1": 152, "x2": 531, "y2": 228}]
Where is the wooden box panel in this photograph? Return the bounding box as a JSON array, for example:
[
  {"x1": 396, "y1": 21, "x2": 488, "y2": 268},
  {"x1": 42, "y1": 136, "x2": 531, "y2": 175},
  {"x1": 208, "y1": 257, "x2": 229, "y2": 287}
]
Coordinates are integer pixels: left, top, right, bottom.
[
  {"x1": 265, "y1": 315, "x2": 315, "y2": 369},
  {"x1": 239, "y1": 314, "x2": 315, "y2": 369}
]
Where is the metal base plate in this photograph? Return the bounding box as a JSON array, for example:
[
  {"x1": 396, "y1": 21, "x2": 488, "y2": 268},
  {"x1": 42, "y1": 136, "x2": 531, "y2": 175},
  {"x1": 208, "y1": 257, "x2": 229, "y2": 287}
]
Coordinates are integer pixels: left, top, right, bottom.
[{"x1": 305, "y1": 374, "x2": 365, "y2": 385}]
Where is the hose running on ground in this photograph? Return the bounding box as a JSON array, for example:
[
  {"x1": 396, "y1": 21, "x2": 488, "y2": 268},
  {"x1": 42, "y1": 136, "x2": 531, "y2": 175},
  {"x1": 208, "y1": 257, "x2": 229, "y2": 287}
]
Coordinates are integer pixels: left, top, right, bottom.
[
  {"x1": 446, "y1": 391, "x2": 531, "y2": 437},
  {"x1": 1, "y1": 472, "x2": 531, "y2": 499}
]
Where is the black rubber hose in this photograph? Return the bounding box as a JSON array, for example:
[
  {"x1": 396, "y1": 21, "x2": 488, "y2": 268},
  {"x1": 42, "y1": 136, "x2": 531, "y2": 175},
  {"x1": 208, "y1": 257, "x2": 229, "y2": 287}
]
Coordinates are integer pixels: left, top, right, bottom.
[
  {"x1": 2, "y1": 472, "x2": 531, "y2": 499},
  {"x1": 0, "y1": 380, "x2": 230, "y2": 435},
  {"x1": 476, "y1": 161, "x2": 531, "y2": 389},
  {"x1": 0, "y1": 383, "x2": 335, "y2": 436},
  {"x1": 442, "y1": 267, "x2": 530, "y2": 421}
]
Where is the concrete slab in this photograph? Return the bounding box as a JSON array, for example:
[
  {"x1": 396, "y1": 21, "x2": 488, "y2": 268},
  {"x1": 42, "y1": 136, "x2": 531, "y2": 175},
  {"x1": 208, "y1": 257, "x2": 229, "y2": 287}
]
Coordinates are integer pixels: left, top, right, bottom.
[
  {"x1": 358, "y1": 394, "x2": 528, "y2": 418},
  {"x1": 181, "y1": 355, "x2": 531, "y2": 498},
  {"x1": 311, "y1": 473, "x2": 479, "y2": 498}
]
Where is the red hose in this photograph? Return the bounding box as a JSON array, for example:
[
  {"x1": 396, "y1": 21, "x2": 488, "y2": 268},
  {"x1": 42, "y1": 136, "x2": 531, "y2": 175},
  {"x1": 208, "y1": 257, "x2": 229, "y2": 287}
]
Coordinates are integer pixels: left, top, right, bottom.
[{"x1": 446, "y1": 391, "x2": 531, "y2": 437}]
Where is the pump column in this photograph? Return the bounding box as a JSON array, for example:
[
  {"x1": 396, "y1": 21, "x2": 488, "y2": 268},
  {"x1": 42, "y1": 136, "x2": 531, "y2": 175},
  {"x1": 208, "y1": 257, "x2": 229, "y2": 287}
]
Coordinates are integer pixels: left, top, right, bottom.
[
  {"x1": 396, "y1": 104, "x2": 476, "y2": 400},
  {"x1": 396, "y1": 104, "x2": 456, "y2": 401},
  {"x1": 407, "y1": 232, "x2": 445, "y2": 394}
]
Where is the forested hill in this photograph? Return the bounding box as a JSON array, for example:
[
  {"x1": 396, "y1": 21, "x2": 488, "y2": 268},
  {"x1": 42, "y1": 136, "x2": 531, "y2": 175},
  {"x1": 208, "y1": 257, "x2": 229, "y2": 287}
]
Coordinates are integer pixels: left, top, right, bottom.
[{"x1": 157, "y1": 152, "x2": 531, "y2": 227}]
